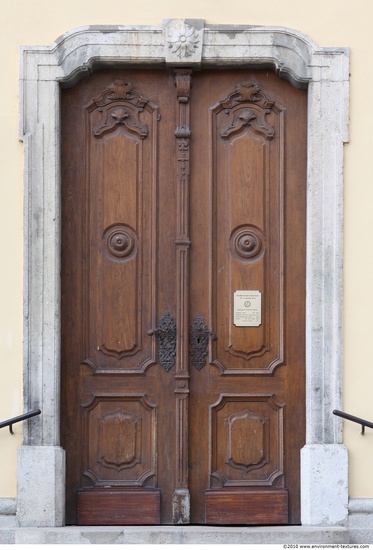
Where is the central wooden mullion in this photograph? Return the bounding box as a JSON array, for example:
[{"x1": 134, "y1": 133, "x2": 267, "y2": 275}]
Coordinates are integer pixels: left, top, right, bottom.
[{"x1": 172, "y1": 69, "x2": 192, "y2": 524}]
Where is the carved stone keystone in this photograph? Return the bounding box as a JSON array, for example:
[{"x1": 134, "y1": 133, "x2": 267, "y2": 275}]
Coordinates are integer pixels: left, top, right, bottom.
[{"x1": 163, "y1": 19, "x2": 204, "y2": 67}]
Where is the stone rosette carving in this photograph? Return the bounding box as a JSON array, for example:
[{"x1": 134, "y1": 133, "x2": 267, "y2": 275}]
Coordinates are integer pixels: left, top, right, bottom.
[
  {"x1": 164, "y1": 19, "x2": 204, "y2": 66},
  {"x1": 167, "y1": 23, "x2": 199, "y2": 58}
]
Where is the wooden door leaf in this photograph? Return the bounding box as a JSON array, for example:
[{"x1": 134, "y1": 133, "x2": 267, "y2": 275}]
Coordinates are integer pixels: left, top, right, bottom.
[{"x1": 61, "y1": 69, "x2": 306, "y2": 526}]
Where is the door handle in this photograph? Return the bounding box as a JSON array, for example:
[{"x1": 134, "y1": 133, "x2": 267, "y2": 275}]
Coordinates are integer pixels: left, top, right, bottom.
[
  {"x1": 148, "y1": 312, "x2": 176, "y2": 371},
  {"x1": 189, "y1": 313, "x2": 217, "y2": 370}
]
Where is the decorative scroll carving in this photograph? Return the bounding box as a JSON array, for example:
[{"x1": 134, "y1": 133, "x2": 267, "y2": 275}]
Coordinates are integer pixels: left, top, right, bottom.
[
  {"x1": 189, "y1": 313, "x2": 217, "y2": 370},
  {"x1": 90, "y1": 80, "x2": 149, "y2": 138},
  {"x1": 148, "y1": 313, "x2": 176, "y2": 371},
  {"x1": 167, "y1": 23, "x2": 200, "y2": 59},
  {"x1": 221, "y1": 83, "x2": 271, "y2": 106},
  {"x1": 219, "y1": 82, "x2": 275, "y2": 140},
  {"x1": 92, "y1": 80, "x2": 148, "y2": 106},
  {"x1": 230, "y1": 226, "x2": 265, "y2": 261}
]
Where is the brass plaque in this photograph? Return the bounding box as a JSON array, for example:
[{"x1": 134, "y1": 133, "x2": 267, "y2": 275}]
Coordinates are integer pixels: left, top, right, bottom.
[{"x1": 233, "y1": 290, "x2": 262, "y2": 327}]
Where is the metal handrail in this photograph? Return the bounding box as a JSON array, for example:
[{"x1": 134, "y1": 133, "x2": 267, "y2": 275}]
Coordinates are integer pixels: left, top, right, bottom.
[
  {"x1": 0, "y1": 409, "x2": 41, "y2": 435},
  {"x1": 333, "y1": 409, "x2": 373, "y2": 435}
]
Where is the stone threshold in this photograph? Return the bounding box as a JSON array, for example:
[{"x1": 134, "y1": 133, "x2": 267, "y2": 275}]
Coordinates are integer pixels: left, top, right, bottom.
[{"x1": 2, "y1": 525, "x2": 349, "y2": 544}]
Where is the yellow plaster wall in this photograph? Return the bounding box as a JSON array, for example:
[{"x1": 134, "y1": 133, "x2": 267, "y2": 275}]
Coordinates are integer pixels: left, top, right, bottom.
[{"x1": 1, "y1": 0, "x2": 372, "y2": 498}]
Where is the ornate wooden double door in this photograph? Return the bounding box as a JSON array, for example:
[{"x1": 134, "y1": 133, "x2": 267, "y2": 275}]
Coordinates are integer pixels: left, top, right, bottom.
[{"x1": 61, "y1": 68, "x2": 306, "y2": 526}]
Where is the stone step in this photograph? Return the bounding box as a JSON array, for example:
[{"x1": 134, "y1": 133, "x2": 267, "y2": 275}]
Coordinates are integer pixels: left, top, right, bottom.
[
  {"x1": 0, "y1": 515, "x2": 16, "y2": 544},
  {"x1": 0, "y1": 516, "x2": 16, "y2": 528},
  {"x1": 5, "y1": 525, "x2": 349, "y2": 544}
]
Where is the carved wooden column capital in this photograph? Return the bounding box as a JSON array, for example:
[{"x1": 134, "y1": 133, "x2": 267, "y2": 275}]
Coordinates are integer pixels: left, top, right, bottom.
[{"x1": 174, "y1": 69, "x2": 192, "y2": 103}]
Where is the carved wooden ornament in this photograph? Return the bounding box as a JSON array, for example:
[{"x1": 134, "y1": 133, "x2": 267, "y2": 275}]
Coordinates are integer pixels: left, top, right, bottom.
[
  {"x1": 90, "y1": 80, "x2": 149, "y2": 138},
  {"x1": 220, "y1": 82, "x2": 275, "y2": 140}
]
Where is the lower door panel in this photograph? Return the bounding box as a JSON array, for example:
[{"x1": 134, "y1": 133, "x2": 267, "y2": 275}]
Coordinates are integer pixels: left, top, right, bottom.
[
  {"x1": 205, "y1": 489, "x2": 288, "y2": 524},
  {"x1": 78, "y1": 488, "x2": 161, "y2": 525}
]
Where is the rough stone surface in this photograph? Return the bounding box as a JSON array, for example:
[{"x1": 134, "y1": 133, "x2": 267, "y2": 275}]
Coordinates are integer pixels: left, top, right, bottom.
[
  {"x1": 301, "y1": 444, "x2": 349, "y2": 525},
  {"x1": 16, "y1": 446, "x2": 65, "y2": 527},
  {"x1": 172, "y1": 488, "x2": 190, "y2": 524},
  {"x1": 0, "y1": 497, "x2": 16, "y2": 515},
  {"x1": 0, "y1": 528, "x2": 16, "y2": 544},
  {"x1": 349, "y1": 498, "x2": 373, "y2": 544},
  {"x1": 14, "y1": 526, "x2": 349, "y2": 544},
  {"x1": 0, "y1": 516, "x2": 16, "y2": 528},
  {"x1": 0, "y1": 499, "x2": 17, "y2": 542}
]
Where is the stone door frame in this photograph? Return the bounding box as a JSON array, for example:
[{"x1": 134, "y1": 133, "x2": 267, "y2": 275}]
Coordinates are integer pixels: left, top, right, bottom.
[{"x1": 18, "y1": 20, "x2": 349, "y2": 527}]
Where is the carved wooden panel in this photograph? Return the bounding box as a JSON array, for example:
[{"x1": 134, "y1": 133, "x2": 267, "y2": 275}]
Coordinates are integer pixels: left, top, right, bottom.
[
  {"x1": 210, "y1": 82, "x2": 284, "y2": 374},
  {"x1": 226, "y1": 409, "x2": 268, "y2": 472},
  {"x1": 81, "y1": 394, "x2": 157, "y2": 487},
  {"x1": 209, "y1": 394, "x2": 284, "y2": 488},
  {"x1": 98, "y1": 409, "x2": 141, "y2": 471},
  {"x1": 83, "y1": 80, "x2": 159, "y2": 373}
]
